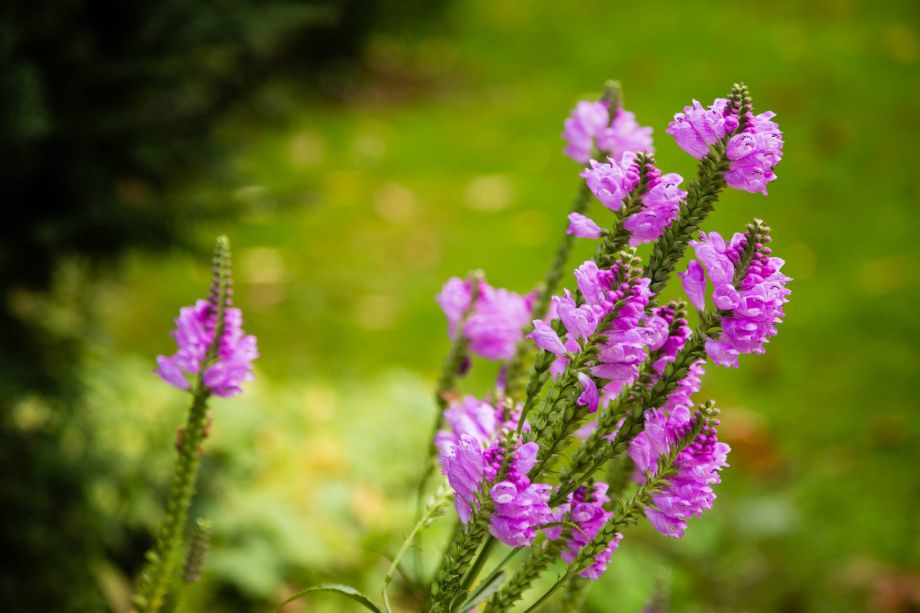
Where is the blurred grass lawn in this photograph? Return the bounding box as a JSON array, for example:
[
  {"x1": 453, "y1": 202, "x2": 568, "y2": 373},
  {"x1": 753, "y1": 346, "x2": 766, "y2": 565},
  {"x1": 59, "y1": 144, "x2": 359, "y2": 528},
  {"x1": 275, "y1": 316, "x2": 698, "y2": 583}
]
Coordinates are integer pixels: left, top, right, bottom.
[{"x1": 67, "y1": 0, "x2": 920, "y2": 610}]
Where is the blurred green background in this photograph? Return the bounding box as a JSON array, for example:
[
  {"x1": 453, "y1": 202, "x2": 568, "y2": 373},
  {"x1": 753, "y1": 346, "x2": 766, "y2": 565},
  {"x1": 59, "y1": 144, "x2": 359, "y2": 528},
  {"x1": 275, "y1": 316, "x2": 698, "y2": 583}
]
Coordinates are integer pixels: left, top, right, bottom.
[{"x1": 2, "y1": 0, "x2": 919, "y2": 611}]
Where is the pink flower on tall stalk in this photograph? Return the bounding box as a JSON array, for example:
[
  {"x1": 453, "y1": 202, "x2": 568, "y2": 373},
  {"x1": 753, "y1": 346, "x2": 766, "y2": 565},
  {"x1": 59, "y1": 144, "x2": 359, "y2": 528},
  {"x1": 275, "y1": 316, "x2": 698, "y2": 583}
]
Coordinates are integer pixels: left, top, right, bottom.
[
  {"x1": 563, "y1": 101, "x2": 653, "y2": 164},
  {"x1": 155, "y1": 299, "x2": 258, "y2": 397},
  {"x1": 546, "y1": 482, "x2": 623, "y2": 580},
  {"x1": 682, "y1": 227, "x2": 791, "y2": 367},
  {"x1": 629, "y1": 406, "x2": 729, "y2": 539},
  {"x1": 437, "y1": 276, "x2": 535, "y2": 361}
]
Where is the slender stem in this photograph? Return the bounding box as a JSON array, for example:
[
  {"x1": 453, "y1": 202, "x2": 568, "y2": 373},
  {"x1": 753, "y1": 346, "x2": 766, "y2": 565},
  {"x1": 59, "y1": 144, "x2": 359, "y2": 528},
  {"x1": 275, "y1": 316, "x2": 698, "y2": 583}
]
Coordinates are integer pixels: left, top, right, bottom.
[
  {"x1": 135, "y1": 389, "x2": 210, "y2": 612},
  {"x1": 460, "y1": 535, "x2": 498, "y2": 593},
  {"x1": 427, "y1": 506, "x2": 491, "y2": 612},
  {"x1": 485, "y1": 540, "x2": 562, "y2": 613},
  {"x1": 384, "y1": 487, "x2": 453, "y2": 612}
]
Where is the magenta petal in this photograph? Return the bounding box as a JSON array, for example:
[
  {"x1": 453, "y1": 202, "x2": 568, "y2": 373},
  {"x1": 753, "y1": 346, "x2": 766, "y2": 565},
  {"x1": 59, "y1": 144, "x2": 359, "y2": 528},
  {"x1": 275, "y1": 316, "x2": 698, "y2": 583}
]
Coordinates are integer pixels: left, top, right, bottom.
[
  {"x1": 566, "y1": 212, "x2": 604, "y2": 239},
  {"x1": 155, "y1": 355, "x2": 189, "y2": 390},
  {"x1": 679, "y1": 260, "x2": 707, "y2": 311},
  {"x1": 528, "y1": 319, "x2": 567, "y2": 356},
  {"x1": 576, "y1": 372, "x2": 600, "y2": 413}
]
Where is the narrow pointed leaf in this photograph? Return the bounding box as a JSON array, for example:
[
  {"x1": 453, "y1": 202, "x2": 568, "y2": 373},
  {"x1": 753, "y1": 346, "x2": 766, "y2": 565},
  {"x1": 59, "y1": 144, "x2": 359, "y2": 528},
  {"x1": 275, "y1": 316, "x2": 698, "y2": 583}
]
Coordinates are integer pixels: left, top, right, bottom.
[{"x1": 275, "y1": 584, "x2": 382, "y2": 612}]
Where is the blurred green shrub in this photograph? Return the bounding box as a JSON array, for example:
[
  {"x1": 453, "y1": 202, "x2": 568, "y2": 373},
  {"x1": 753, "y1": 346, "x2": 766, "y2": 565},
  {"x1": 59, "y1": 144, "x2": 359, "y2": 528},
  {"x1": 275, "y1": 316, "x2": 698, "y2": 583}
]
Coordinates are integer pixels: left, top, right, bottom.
[{"x1": 0, "y1": 1, "x2": 448, "y2": 609}]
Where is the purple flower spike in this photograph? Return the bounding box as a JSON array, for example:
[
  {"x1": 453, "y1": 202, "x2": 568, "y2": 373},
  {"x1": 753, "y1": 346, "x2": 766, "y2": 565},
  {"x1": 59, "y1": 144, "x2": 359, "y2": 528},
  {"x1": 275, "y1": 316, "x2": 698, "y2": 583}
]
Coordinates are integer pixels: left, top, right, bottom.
[
  {"x1": 580, "y1": 154, "x2": 641, "y2": 212},
  {"x1": 551, "y1": 483, "x2": 623, "y2": 580},
  {"x1": 630, "y1": 408, "x2": 730, "y2": 539},
  {"x1": 576, "y1": 372, "x2": 600, "y2": 413},
  {"x1": 566, "y1": 212, "x2": 604, "y2": 239},
  {"x1": 563, "y1": 101, "x2": 653, "y2": 164},
  {"x1": 666, "y1": 98, "x2": 737, "y2": 159},
  {"x1": 437, "y1": 275, "x2": 535, "y2": 361},
  {"x1": 684, "y1": 226, "x2": 791, "y2": 368},
  {"x1": 724, "y1": 111, "x2": 783, "y2": 195},
  {"x1": 488, "y1": 442, "x2": 554, "y2": 547},
  {"x1": 156, "y1": 299, "x2": 258, "y2": 397}
]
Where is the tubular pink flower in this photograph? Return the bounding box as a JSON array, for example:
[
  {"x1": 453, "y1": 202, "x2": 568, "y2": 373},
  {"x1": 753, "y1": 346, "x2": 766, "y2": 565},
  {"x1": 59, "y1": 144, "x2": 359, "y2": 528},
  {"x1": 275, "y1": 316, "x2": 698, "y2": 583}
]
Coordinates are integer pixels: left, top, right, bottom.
[
  {"x1": 666, "y1": 98, "x2": 738, "y2": 159},
  {"x1": 528, "y1": 320, "x2": 569, "y2": 356},
  {"x1": 437, "y1": 276, "x2": 535, "y2": 361},
  {"x1": 155, "y1": 299, "x2": 258, "y2": 397},
  {"x1": 724, "y1": 111, "x2": 783, "y2": 195},
  {"x1": 576, "y1": 373, "x2": 599, "y2": 414},
  {"x1": 630, "y1": 408, "x2": 730, "y2": 539},
  {"x1": 579, "y1": 154, "x2": 640, "y2": 212},
  {"x1": 563, "y1": 101, "x2": 653, "y2": 164},
  {"x1": 679, "y1": 260, "x2": 706, "y2": 311},
  {"x1": 566, "y1": 212, "x2": 604, "y2": 238},
  {"x1": 596, "y1": 108, "x2": 655, "y2": 162},
  {"x1": 548, "y1": 483, "x2": 622, "y2": 580}
]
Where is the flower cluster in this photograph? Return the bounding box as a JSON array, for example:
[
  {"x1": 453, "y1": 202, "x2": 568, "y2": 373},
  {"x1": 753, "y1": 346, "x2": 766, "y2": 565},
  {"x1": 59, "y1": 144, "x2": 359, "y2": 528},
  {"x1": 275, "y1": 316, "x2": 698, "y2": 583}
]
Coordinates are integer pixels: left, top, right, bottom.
[
  {"x1": 530, "y1": 259, "x2": 665, "y2": 406},
  {"x1": 155, "y1": 299, "x2": 258, "y2": 397},
  {"x1": 421, "y1": 84, "x2": 793, "y2": 611},
  {"x1": 563, "y1": 101, "x2": 653, "y2": 164},
  {"x1": 568, "y1": 153, "x2": 686, "y2": 247},
  {"x1": 665, "y1": 98, "x2": 739, "y2": 159},
  {"x1": 547, "y1": 483, "x2": 623, "y2": 580},
  {"x1": 629, "y1": 407, "x2": 729, "y2": 538},
  {"x1": 725, "y1": 111, "x2": 784, "y2": 195},
  {"x1": 436, "y1": 397, "x2": 553, "y2": 547},
  {"x1": 489, "y1": 442, "x2": 554, "y2": 547},
  {"x1": 437, "y1": 276, "x2": 535, "y2": 361},
  {"x1": 666, "y1": 96, "x2": 783, "y2": 195},
  {"x1": 681, "y1": 229, "x2": 791, "y2": 367}
]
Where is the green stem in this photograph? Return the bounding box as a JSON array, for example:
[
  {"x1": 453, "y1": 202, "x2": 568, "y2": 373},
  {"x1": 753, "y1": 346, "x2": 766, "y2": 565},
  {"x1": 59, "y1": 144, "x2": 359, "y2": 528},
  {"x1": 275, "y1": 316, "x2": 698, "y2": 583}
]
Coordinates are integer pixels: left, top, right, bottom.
[
  {"x1": 427, "y1": 512, "x2": 490, "y2": 612},
  {"x1": 385, "y1": 487, "x2": 453, "y2": 612},
  {"x1": 461, "y1": 536, "x2": 498, "y2": 592},
  {"x1": 134, "y1": 389, "x2": 210, "y2": 612},
  {"x1": 484, "y1": 541, "x2": 562, "y2": 613}
]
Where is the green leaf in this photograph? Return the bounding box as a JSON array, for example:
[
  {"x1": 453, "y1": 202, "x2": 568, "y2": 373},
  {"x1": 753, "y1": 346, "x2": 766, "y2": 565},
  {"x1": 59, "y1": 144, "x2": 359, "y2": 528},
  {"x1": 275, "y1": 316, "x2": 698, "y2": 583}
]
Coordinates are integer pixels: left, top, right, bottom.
[
  {"x1": 275, "y1": 584, "x2": 382, "y2": 612},
  {"x1": 456, "y1": 570, "x2": 506, "y2": 611}
]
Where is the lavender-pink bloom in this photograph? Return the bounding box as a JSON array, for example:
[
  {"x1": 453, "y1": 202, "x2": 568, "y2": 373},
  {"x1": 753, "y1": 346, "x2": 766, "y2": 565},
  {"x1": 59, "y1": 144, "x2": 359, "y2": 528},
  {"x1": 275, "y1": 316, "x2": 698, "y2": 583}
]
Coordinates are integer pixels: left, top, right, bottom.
[
  {"x1": 436, "y1": 277, "x2": 472, "y2": 337},
  {"x1": 579, "y1": 154, "x2": 641, "y2": 212},
  {"x1": 488, "y1": 442, "x2": 554, "y2": 547},
  {"x1": 562, "y1": 101, "x2": 609, "y2": 163},
  {"x1": 596, "y1": 108, "x2": 655, "y2": 162},
  {"x1": 679, "y1": 260, "x2": 707, "y2": 311},
  {"x1": 685, "y1": 230, "x2": 791, "y2": 367},
  {"x1": 553, "y1": 290, "x2": 601, "y2": 340},
  {"x1": 445, "y1": 435, "x2": 486, "y2": 523},
  {"x1": 623, "y1": 171, "x2": 687, "y2": 246},
  {"x1": 724, "y1": 111, "x2": 784, "y2": 195},
  {"x1": 435, "y1": 396, "x2": 499, "y2": 467},
  {"x1": 155, "y1": 299, "x2": 258, "y2": 397},
  {"x1": 666, "y1": 98, "x2": 738, "y2": 159},
  {"x1": 576, "y1": 373, "x2": 600, "y2": 413},
  {"x1": 552, "y1": 483, "x2": 623, "y2": 580},
  {"x1": 563, "y1": 101, "x2": 654, "y2": 164},
  {"x1": 528, "y1": 319, "x2": 569, "y2": 356},
  {"x1": 437, "y1": 276, "x2": 535, "y2": 361},
  {"x1": 630, "y1": 407, "x2": 730, "y2": 539},
  {"x1": 566, "y1": 212, "x2": 604, "y2": 239}
]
